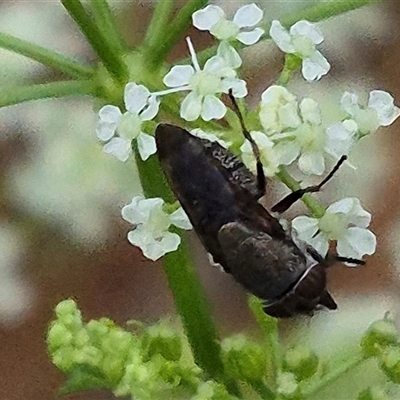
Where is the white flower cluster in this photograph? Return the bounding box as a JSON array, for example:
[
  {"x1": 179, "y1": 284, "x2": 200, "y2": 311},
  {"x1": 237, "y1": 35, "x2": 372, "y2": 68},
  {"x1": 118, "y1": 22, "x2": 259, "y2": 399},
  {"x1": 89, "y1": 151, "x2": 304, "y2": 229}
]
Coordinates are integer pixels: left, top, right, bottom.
[
  {"x1": 93, "y1": 3, "x2": 399, "y2": 261},
  {"x1": 122, "y1": 196, "x2": 192, "y2": 260}
]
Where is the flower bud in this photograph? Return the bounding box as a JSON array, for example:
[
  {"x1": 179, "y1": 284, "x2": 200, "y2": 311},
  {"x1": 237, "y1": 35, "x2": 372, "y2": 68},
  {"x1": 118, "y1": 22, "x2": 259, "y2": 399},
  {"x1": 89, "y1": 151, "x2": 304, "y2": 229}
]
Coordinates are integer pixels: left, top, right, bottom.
[
  {"x1": 379, "y1": 346, "x2": 400, "y2": 384},
  {"x1": 221, "y1": 335, "x2": 267, "y2": 383},
  {"x1": 283, "y1": 346, "x2": 318, "y2": 381},
  {"x1": 143, "y1": 323, "x2": 182, "y2": 362},
  {"x1": 55, "y1": 299, "x2": 82, "y2": 332},
  {"x1": 358, "y1": 387, "x2": 390, "y2": 400},
  {"x1": 361, "y1": 318, "x2": 399, "y2": 357}
]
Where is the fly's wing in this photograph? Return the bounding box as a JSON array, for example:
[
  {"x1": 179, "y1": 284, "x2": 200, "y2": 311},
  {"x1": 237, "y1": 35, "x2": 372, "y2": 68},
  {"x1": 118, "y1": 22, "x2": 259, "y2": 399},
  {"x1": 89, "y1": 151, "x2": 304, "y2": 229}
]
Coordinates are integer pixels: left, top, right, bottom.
[
  {"x1": 155, "y1": 123, "x2": 285, "y2": 268},
  {"x1": 217, "y1": 221, "x2": 307, "y2": 301}
]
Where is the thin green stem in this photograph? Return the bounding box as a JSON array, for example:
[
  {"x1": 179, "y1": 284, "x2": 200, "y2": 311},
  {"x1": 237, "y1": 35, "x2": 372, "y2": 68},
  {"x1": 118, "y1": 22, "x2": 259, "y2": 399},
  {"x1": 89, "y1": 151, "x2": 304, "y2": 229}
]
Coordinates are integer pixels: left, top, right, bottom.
[
  {"x1": 150, "y1": 0, "x2": 209, "y2": 66},
  {"x1": 248, "y1": 297, "x2": 280, "y2": 389},
  {"x1": 142, "y1": 0, "x2": 175, "y2": 70},
  {"x1": 301, "y1": 354, "x2": 366, "y2": 398},
  {"x1": 61, "y1": 0, "x2": 128, "y2": 82},
  {"x1": 90, "y1": 0, "x2": 126, "y2": 54},
  {"x1": 0, "y1": 80, "x2": 95, "y2": 108},
  {"x1": 0, "y1": 32, "x2": 94, "y2": 79},
  {"x1": 134, "y1": 149, "x2": 238, "y2": 393},
  {"x1": 250, "y1": 380, "x2": 276, "y2": 400},
  {"x1": 282, "y1": 0, "x2": 382, "y2": 27},
  {"x1": 277, "y1": 168, "x2": 326, "y2": 219}
]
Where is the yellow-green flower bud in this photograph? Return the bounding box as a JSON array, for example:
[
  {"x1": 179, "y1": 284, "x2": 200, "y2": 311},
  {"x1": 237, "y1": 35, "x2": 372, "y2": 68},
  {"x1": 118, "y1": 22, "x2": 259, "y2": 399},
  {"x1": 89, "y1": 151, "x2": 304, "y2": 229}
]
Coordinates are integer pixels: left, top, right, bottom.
[
  {"x1": 379, "y1": 346, "x2": 400, "y2": 384},
  {"x1": 283, "y1": 346, "x2": 318, "y2": 381},
  {"x1": 221, "y1": 335, "x2": 267, "y2": 383},
  {"x1": 361, "y1": 319, "x2": 399, "y2": 357}
]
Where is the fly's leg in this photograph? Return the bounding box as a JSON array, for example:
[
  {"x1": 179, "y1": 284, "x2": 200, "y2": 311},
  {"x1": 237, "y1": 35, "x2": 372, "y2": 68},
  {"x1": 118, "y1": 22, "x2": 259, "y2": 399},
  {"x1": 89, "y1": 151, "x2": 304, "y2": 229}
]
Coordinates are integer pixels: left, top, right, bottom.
[
  {"x1": 271, "y1": 155, "x2": 347, "y2": 213},
  {"x1": 228, "y1": 90, "x2": 266, "y2": 196}
]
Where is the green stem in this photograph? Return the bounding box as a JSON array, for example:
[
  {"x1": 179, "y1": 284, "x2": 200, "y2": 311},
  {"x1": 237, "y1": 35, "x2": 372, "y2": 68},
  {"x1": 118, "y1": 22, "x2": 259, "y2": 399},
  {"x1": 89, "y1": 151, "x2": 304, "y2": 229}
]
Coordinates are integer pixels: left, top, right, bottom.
[
  {"x1": 90, "y1": 0, "x2": 126, "y2": 54},
  {"x1": 250, "y1": 380, "x2": 276, "y2": 400},
  {"x1": 142, "y1": 0, "x2": 175, "y2": 70},
  {"x1": 150, "y1": 0, "x2": 209, "y2": 66},
  {"x1": 0, "y1": 32, "x2": 94, "y2": 79},
  {"x1": 277, "y1": 168, "x2": 326, "y2": 219},
  {"x1": 301, "y1": 355, "x2": 366, "y2": 398},
  {"x1": 134, "y1": 149, "x2": 236, "y2": 392},
  {"x1": 249, "y1": 297, "x2": 280, "y2": 389},
  {"x1": 61, "y1": 0, "x2": 128, "y2": 82},
  {"x1": 282, "y1": 0, "x2": 382, "y2": 27},
  {"x1": 0, "y1": 80, "x2": 95, "y2": 108}
]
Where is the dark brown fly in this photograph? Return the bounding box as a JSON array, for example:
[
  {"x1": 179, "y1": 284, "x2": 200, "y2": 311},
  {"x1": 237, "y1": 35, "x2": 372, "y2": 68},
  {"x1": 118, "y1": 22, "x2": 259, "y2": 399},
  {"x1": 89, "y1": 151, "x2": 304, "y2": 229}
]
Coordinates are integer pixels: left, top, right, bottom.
[{"x1": 155, "y1": 100, "x2": 364, "y2": 318}]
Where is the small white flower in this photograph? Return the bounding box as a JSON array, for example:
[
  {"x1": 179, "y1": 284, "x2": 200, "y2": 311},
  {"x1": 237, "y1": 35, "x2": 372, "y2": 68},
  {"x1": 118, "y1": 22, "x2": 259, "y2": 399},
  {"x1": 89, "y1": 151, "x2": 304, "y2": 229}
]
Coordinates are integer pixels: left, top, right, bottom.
[
  {"x1": 270, "y1": 20, "x2": 330, "y2": 82},
  {"x1": 259, "y1": 85, "x2": 301, "y2": 134},
  {"x1": 190, "y1": 128, "x2": 231, "y2": 148},
  {"x1": 162, "y1": 37, "x2": 247, "y2": 121},
  {"x1": 122, "y1": 196, "x2": 192, "y2": 261},
  {"x1": 292, "y1": 197, "x2": 376, "y2": 260},
  {"x1": 341, "y1": 90, "x2": 400, "y2": 135},
  {"x1": 240, "y1": 131, "x2": 280, "y2": 177},
  {"x1": 96, "y1": 83, "x2": 159, "y2": 161},
  {"x1": 192, "y1": 4, "x2": 264, "y2": 68},
  {"x1": 272, "y1": 98, "x2": 357, "y2": 175}
]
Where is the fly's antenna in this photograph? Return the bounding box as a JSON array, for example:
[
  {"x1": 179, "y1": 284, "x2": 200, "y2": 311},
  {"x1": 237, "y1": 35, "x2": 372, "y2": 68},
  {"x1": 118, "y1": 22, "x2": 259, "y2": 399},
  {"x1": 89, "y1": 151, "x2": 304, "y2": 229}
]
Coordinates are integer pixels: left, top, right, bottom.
[{"x1": 228, "y1": 89, "x2": 266, "y2": 194}]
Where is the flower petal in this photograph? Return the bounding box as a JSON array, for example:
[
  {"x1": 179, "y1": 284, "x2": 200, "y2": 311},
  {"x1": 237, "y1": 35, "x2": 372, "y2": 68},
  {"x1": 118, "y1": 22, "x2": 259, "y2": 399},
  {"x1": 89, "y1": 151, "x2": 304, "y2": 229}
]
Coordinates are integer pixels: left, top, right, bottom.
[
  {"x1": 326, "y1": 197, "x2": 371, "y2": 228},
  {"x1": 233, "y1": 3, "x2": 263, "y2": 28},
  {"x1": 217, "y1": 41, "x2": 242, "y2": 68},
  {"x1": 290, "y1": 21, "x2": 323, "y2": 44},
  {"x1": 300, "y1": 98, "x2": 321, "y2": 125},
  {"x1": 180, "y1": 92, "x2": 203, "y2": 121},
  {"x1": 103, "y1": 137, "x2": 132, "y2": 162},
  {"x1": 137, "y1": 133, "x2": 157, "y2": 161},
  {"x1": 158, "y1": 232, "x2": 181, "y2": 253},
  {"x1": 98, "y1": 105, "x2": 122, "y2": 124},
  {"x1": 201, "y1": 95, "x2": 227, "y2": 121},
  {"x1": 270, "y1": 20, "x2": 295, "y2": 53},
  {"x1": 291, "y1": 216, "x2": 319, "y2": 240},
  {"x1": 163, "y1": 65, "x2": 195, "y2": 88},
  {"x1": 340, "y1": 92, "x2": 359, "y2": 116},
  {"x1": 170, "y1": 207, "x2": 193, "y2": 230},
  {"x1": 124, "y1": 83, "x2": 151, "y2": 114},
  {"x1": 368, "y1": 90, "x2": 400, "y2": 126},
  {"x1": 192, "y1": 5, "x2": 224, "y2": 30},
  {"x1": 302, "y1": 51, "x2": 330, "y2": 81},
  {"x1": 298, "y1": 151, "x2": 325, "y2": 175},
  {"x1": 121, "y1": 196, "x2": 145, "y2": 224},
  {"x1": 96, "y1": 122, "x2": 117, "y2": 142},
  {"x1": 325, "y1": 120, "x2": 357, "y2": 158},
  {"x1": 236, "y1": 28, "x2": 264, "y2": 45},
  {"x1": 273, "y1": 140, "x2": 300, "y2": 165},
  {"x1": 221, "y1": 78, "x2": 247, "y2": 98},
  {"x1": 140, "y1": 95, "x2": 160, "y2": 121},
  {"x1": 337, "y1": 227, "x2": 376, "y2": 259}
]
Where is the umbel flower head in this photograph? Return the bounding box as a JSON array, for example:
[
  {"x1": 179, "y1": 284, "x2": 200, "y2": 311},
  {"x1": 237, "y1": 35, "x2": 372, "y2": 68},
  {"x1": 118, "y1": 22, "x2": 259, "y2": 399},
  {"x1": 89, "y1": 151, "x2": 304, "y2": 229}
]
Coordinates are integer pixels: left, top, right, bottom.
[
  {"x1": 270, "y1": 20, "x2": 330, "y2": 81},
  {"x1": 192, "y1": 3, "x2": 264, "y2": 68},
  {"x1": 341, "y1": 90, "x2": 400, "y2": 136},
  {"x1": 122, "y1": 196, "x2": 192, "y2": 261},
  {"x1": 162, "y1": 37, "x2": 247, "y2": 121},
  {"x1": 96, "y1": 83, "x2": 159, "y2": 161},
  {"x1": 292, "y1": 197, "x2": 376, "y2": 260}
]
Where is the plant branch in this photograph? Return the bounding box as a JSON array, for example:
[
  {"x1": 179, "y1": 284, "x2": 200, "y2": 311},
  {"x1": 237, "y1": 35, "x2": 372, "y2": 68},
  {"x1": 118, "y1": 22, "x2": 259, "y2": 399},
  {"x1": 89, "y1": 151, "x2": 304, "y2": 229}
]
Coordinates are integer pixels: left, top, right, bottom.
[
  {"x1": 90, "y1": 0, "x2": 126, "y2": 54},
  {"x1": 301, "y1": 354, "x2": 366, "y2": 398},
  {"x1": 0, "y1": 80, "x2": 96, "y2": 108},
  {"x1": 149, "y1": 0, "x2": 209, "y2": 66},
  {"x1": 61, "y1": 0, "x2": 128, "y2": 82},
  {"x1": 133, "y1": 148, "x2": 239, "y2": 394},
  {"x1": 277, "y1": 168, "x2": 326, "y2": 219},
  {"x1": 0, "y1": 32, "x2": 94, "y2": 79},
  {"x1": 142, "y1": 0, "x2": 175, "y2": 69}
]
